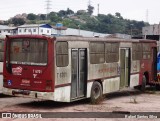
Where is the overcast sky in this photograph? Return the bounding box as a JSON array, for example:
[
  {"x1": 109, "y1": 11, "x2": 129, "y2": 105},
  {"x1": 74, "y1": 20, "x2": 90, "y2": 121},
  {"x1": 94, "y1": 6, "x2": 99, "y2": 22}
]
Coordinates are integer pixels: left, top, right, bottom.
[{"x1": 0, "y1": 0, "x2": 160, "y2": 24}]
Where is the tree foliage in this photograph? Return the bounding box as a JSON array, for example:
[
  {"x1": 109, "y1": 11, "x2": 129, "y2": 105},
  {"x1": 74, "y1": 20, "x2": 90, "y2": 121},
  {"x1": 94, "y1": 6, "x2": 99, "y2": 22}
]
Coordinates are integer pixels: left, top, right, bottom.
[
  {"x1": 11, "y1": 18, "x2": 25, "y2": 26},
  {"x1": 6, "y1": 10, "x2": 148, "y2": 36},
  {"x1": 27, "y1": 13, "x2": 37, "y2": 20},
  {"x1": 87, "y1": 5, "x2": 94, "y2": 15},
  {"x1": 78, "y1": 13, "x2": 149, "y2": 35},
  {"x1": 39, "y1": 14, "x2": 46, "y2": 20}
]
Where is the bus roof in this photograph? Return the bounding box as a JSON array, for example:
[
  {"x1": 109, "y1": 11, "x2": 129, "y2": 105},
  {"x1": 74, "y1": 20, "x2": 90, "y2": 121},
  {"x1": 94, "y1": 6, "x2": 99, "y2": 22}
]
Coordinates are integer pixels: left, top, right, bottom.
[
  {"x1": 55, "y1": 36, "x2": 157, "y2": 43},
  {"x1": 5, "y1": 35, "x2": 157, "y2": 43}
]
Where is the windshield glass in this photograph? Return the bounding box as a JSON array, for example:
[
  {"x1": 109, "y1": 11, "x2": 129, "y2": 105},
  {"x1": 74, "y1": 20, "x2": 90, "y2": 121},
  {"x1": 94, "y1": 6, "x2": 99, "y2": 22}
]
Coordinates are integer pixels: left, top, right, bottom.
[{"x1": 8, "y1": 38, "x2": 48, "y2": 66}]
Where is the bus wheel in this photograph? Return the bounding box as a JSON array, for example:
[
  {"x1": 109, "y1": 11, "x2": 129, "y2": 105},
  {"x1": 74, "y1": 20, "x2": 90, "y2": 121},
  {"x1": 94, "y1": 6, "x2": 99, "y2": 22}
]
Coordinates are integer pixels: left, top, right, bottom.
[
  {"x1": 141, "y1": 75, "x2": 146, "y2": 92},
  {"x1": 90, "y1": 81, "x2": 103, "y2": 104}
]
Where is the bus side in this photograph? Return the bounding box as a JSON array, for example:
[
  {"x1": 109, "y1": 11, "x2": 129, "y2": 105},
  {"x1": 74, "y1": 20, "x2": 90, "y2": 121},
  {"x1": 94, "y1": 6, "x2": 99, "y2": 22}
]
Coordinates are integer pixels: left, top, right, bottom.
[{"x1": 53, "y1": 38, "x2": 157, "y2": 102}]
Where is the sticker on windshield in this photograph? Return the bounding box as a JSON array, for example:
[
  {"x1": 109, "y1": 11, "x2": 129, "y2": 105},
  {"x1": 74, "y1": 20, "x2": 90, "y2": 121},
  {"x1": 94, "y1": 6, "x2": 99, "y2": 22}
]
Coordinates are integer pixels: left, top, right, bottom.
[
  {"x1": 12, "y1": 66, "x2": 22, "y2": 75},
  {"x1": 22, "y1": 40, "x2": 30, "y2": 52},
  {"x1": 13, "y1": 46, "x2": 20, "y2": 53}
]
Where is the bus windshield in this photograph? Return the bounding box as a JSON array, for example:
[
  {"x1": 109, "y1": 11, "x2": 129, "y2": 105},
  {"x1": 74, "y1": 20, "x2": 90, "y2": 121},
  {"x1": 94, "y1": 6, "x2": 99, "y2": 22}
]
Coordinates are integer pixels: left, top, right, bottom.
[{"x1": 8, "y1": 38, "x2": 48, "y2": 66}]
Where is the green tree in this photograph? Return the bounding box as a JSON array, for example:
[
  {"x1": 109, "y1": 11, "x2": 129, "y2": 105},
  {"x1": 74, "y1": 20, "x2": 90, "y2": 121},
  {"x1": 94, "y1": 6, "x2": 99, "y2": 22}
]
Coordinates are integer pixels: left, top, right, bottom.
[
  {"x1": 87, "y1": 5, "x2": 94, "y2": 15},
  {"x1": 77, "y1": 10, "x2": 87, "y2": 15},
  {"x1": 115, "y1": 12, "x2": 123, "y2": 19},
  {"x1": 66, "y1": 8, "x2": 74, "y2": 15},
  {"x1": 58, "y1": 10, "x2": 67, "y2": 17},
  {"x1": 50, "y1": 16, "x2": 62, "y2": 23},
  {"x1": 27, "y1": 13, "x2": 37, "y2": 20},
  {"x1": 39, "y1": 14, "x2": 46, "y2": 20},
  {"x1": 11, "y1": 18, "x2": 25, "y2": 26},
  {"x1": 48, "y1": 12, "x2": 62, "y2": 23}
]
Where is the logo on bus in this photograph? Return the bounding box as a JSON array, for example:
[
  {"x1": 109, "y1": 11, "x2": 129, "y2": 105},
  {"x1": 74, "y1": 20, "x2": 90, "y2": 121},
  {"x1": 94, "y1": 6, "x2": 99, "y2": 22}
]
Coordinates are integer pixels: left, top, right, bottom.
[
  {"x1": 12, "y1": 66, "x2": 22, "y2": 75},
  {"x1": 7, "y1": 80, "x2": 12, "y2": 86}
]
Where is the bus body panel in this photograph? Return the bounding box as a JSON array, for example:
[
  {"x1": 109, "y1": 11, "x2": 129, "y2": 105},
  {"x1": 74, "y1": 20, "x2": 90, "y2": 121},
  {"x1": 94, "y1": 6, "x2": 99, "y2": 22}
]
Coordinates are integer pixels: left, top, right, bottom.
[
  {"x1": 3, "y1": 35, "x2": 157, "y2": 102},
  {"x1": 3, "y1": 35, "x2": 55, "y2": 92},
  {"x1": 4, "y1": 65, "x2": 53, "y2": 91},
  {"x1": 103, "y1": 77, "x2": 120, "y2": 93}
]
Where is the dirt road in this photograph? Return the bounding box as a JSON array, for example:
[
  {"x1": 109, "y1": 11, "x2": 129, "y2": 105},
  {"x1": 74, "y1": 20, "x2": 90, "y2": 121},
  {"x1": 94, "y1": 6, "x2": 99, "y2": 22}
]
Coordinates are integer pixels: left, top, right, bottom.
[{"x1": 0, "y1": 88, "x2": 160, "y2": 121}]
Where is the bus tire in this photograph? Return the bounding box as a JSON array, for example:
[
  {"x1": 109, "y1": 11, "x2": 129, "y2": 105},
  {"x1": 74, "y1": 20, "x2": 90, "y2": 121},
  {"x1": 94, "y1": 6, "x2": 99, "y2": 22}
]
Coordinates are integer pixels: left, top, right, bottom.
[
  {"x1": 141, "y1": 75, "x2": 146, "y2": 92},
  {"x1": 90, "y1": 81, "x2": 103, "y2": 104}
]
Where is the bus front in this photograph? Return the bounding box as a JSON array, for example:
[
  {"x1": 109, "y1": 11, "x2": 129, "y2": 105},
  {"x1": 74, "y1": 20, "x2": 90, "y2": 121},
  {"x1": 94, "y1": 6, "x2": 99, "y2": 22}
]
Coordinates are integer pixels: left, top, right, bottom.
[{"x1": 3, "y1": 35, "x2": 55, "y2": 100}]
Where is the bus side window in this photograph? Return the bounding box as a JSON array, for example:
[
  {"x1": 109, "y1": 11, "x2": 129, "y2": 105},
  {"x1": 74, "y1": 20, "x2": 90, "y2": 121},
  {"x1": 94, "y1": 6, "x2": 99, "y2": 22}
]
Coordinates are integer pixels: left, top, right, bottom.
[
  {"x1": 106, "y1": 42, "x2": 119, "y2": 63},
  {"x1": 56, "y1": 41, "x2": 68, "y2": 67},
  {"x1": 132, "y1": 43, "x2": 142, "y2": 60},
  {"x1": 90, "y1": 42, "x2": 105, "y2": 64}
]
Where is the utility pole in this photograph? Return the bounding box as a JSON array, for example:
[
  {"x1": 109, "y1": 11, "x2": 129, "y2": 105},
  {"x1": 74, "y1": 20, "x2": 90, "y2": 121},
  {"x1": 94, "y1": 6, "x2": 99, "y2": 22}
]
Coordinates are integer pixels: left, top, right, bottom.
[
  {"x1": 88, "y1": 0, "x2": 91, "y2": 6},
  {"x1": 97, "y1": 4, "x2": 99, "y2": 15},
  {"x1": 45, "y1": 0, "x2": 52, "y2": 20}
]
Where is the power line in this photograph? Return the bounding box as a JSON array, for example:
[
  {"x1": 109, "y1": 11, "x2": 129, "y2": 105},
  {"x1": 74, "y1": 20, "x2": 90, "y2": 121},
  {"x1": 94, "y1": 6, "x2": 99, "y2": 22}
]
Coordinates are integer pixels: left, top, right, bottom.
[
  {"x1": 88, "y1": 0, "x2": 91, "y2": 6},
  {"x1": 98, "y1": 4, "x2": 99, "y2": 15},
  {"x1": 45, "y1": 0, "x2": 52, "y2": 19}
]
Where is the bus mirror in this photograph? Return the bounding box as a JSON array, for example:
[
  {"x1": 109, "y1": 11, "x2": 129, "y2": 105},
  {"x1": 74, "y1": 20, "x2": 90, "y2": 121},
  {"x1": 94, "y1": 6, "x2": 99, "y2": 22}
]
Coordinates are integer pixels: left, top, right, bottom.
[{"x1": 6, "y1": 63, "x2": 12, "y2": 74}]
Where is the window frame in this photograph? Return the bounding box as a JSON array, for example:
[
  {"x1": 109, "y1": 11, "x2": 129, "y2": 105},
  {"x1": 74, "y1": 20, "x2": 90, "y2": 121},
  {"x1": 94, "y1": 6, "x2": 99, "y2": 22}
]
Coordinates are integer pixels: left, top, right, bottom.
[
  {"x1": 142, "y1": 43, "x2": 151, "y2": 60},
  {"x1": 8, "y1": 38, "x2": 48, "y2": 66},
  {"x1": 105, "y1": 42, "x2": 119, "y2": 63},
  {"x1": 90, "y1": 42, "x2": 105, "y2": 64},
  {"x1": 56, "y1": 41, "x2": 69, "y2": 67},
  {"x1": 132, "y1": 43, "x2": 142, "y2": 60}
]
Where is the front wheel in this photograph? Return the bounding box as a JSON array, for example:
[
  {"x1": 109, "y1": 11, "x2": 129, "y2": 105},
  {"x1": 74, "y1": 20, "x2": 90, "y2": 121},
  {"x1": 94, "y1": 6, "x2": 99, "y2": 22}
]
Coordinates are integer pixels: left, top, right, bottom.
[{"x1": 90, "y1": 81, "x2": 103, "y2": 104}]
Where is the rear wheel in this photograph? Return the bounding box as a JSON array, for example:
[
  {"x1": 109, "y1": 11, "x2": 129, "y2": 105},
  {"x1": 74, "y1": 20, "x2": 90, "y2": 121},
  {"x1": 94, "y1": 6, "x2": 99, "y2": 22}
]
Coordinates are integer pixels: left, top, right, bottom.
[{"x1": 90, "y1": 81, "x2": 103, "y2": 104}]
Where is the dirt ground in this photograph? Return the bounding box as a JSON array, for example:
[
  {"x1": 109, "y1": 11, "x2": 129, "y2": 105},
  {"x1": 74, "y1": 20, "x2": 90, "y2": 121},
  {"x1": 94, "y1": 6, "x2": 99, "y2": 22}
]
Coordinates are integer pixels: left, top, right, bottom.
[{"x1": 0, "y1": 87, "x2": 160, "y2": 121}]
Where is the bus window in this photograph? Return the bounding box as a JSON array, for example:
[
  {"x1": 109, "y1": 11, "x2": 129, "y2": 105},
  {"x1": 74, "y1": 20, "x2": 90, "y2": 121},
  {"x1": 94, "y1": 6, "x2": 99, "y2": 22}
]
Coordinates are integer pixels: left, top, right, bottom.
[
  {"x1": 90, "y1": 42, "x2": 105, "y2": 64},
  {"x1": 105, "y1": 42, "x2": 119, "y2": 63},
  {"x1": 142, "y1": 43, "x2": 151, "y2": 60},
  {"x1": 56, "y1": 41, "x2": 68, "y2": 67},
  {"x1": 132, "y1": 43, "x2": 142, "y2": 60},
  {"x1": 9, "y1": 38, "x2": 48, "y2": 65}
]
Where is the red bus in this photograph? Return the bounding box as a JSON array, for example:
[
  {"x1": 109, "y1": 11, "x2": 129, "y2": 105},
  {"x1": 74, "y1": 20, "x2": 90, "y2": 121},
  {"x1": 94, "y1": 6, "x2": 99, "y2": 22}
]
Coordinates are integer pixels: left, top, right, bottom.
[{"x1": 3, "y1": 35, "x2": 157, "y2": 103}]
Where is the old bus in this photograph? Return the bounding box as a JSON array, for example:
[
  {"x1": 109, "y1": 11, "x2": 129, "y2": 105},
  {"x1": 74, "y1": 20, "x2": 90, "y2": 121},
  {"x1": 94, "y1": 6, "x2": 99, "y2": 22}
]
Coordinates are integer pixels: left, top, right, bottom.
[
  {"x1": 3, "y1": 35, "x2": 157, "y2": 103},
  {"x1": 0, "y1": 35, "x2": 5, "y2": 93}
]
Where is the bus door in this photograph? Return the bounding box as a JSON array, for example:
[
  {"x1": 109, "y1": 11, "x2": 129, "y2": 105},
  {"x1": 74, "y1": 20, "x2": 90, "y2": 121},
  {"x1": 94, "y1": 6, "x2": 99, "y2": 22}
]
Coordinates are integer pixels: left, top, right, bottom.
[
  {"x1": 71, "y1": 49, "x2": 87, "y2": 100},
  {"x1": 120, "y1": 48, "x2": 131, "y2": 88}
]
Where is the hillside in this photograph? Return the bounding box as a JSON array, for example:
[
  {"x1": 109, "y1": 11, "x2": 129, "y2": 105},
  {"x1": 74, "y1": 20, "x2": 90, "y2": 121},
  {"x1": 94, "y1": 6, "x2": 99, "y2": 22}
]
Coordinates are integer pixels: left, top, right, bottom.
[{"x1": 0, "y1": 9, "x2": 149, "y2": 35}]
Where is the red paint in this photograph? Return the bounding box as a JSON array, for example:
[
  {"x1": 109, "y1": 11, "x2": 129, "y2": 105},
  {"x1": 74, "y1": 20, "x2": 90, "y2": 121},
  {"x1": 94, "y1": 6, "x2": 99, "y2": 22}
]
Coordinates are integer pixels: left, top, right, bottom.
[
  {"x1": 138, "y1": 42, "x2": 157, "y2": 85},
  {"x1": 3, "y1": 35, "x2": 55, "y2": 92}
]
